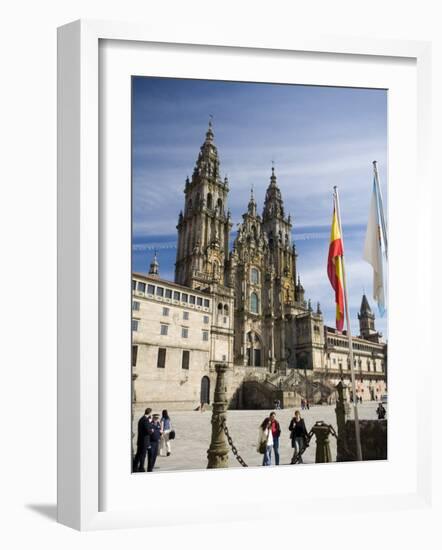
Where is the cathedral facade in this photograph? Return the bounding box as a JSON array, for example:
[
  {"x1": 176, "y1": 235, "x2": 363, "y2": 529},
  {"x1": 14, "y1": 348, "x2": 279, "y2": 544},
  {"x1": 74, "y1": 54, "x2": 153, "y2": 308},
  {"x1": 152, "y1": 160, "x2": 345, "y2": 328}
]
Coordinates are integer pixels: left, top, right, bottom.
[{"x1": 132, "y1": 122, "x2": 387, "y2": 411}]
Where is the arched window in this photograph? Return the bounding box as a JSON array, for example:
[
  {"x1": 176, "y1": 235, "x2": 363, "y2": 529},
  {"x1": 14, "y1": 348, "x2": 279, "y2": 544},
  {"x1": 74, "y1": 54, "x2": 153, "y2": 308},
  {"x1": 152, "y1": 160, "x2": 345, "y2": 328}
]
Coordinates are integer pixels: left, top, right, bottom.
[
  {"x1": 207, "y1": 193, "x2": 212, "y2": 209},
  {"x1": 250, "y1": 267, "x2": 259, "y2": 284},
  {"x1": 223, "y1": 304, "x2": 229, "y2": 315},
  {"x1": 217, "y1": 198, "x2": 223, "y2": 212},
  {"x1": 250, "y1": 292, "x2": 259, "y2": 314},
  {"x1": 217, "y1": 303, "x2": 223, "y2": 313}
]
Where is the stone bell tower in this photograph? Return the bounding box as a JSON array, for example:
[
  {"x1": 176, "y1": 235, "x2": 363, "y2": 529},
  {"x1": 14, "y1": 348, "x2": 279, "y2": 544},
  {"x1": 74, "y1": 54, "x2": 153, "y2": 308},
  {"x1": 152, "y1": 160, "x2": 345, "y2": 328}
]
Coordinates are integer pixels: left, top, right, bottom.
[
  {"x1": 261, "y1": 166, "x2": 298, "y2": 372},
  {"x1": 175, "y1": 120, "x2": 232, "y2": 290},
  {"x1": 358, "y1": 294, "x2": 381, "y2": 343}
]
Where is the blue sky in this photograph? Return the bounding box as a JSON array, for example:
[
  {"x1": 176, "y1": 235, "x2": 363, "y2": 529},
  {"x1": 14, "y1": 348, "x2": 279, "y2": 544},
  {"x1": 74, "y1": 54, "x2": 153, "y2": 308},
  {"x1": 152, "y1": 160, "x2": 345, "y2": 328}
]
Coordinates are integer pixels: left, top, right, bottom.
[{"x1": 132, "y1": 77, "x2": 388, "y2": 338}]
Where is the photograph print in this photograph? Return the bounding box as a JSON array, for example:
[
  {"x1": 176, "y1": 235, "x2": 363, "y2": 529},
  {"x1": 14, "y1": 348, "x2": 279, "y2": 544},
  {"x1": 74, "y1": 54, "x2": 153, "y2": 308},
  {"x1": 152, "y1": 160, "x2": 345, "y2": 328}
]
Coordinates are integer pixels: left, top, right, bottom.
[{"x1": 131, "y1": 77, "x2": 388, "y2": 473}]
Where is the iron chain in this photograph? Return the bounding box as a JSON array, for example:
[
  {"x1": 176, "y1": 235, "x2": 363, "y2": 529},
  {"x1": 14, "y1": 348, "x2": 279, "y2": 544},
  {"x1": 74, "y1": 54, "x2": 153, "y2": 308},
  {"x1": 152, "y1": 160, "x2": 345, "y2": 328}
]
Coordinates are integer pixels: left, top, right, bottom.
[{"x1": 221, "y1": 417, "x2": 248, "y2": 467}]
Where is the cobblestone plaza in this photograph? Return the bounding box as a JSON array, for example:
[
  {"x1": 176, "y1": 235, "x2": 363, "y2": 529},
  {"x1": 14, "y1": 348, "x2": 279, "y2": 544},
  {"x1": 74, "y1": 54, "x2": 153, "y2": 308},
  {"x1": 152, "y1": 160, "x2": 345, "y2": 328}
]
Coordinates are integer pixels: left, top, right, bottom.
[{"x1": 133, "y1": 401, "x2": 384, "y2": 472}]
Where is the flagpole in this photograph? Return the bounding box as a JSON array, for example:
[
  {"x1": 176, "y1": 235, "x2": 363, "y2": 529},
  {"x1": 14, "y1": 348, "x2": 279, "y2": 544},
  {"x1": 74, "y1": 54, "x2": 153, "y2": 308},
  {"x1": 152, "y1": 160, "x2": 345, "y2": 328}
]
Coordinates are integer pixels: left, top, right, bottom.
[{"x1": 333, "y1": 186, "x2": 363, "y2": 462}]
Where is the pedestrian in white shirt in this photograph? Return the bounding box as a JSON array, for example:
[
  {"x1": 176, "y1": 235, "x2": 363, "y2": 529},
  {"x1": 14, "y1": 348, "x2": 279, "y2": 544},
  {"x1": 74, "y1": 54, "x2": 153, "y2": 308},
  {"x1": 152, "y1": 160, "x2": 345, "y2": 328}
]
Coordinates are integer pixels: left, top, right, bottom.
[{"x1": 257, "y1": 417, "x2": 274, "y2": 466}]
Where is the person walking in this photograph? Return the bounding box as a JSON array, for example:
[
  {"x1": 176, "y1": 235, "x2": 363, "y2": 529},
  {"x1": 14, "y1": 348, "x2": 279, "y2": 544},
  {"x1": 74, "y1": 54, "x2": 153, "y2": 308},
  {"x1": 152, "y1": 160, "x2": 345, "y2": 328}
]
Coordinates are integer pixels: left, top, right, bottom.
[
  {"x1": 289, "y1": 410, "x2": 308, "y2": 464},
  {"x1": 376, "y1": 402, "x2": 386, "y2": 419},
  {"x1": 159, "y1": 409, "x2": 172, "y2": 457},
  {"x1": 257, "y1": 417, "x2": 274, "y2": 466},
  {"x1": 269, "y1": 411, "x2": 281, "y2": 466},
  {"x1": 147, "y1": 414, "x2": 162, "y2": 472},
  {"x1": 133, "y1": 407, "x2": 152, "y2": 472}
]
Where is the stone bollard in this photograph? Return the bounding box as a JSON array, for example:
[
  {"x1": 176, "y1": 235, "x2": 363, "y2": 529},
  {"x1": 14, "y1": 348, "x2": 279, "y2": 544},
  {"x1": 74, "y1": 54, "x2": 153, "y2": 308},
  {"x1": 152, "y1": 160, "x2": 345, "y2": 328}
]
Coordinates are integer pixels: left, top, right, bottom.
[
  {"x1": 311, "y1": 421, "x2": 333, "y2": 463},
  {"x1": 207, "y1": 363, "x2": 230, "y2": 469}
]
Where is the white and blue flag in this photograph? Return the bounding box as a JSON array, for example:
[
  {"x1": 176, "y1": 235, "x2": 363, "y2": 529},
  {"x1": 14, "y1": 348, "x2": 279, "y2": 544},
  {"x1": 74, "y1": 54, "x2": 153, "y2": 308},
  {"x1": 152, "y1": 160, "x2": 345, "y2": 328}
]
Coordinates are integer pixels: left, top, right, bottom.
[{"x1": 363, "y1": 162, "x2": 388, "y2": 316}]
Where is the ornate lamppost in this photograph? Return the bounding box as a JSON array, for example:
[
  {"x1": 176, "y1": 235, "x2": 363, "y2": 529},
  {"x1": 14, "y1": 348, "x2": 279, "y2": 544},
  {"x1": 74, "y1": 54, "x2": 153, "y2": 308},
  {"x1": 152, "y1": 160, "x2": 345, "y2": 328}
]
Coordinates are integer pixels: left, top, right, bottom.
[{"x1": 207, "y1": 363, "x2": 230, "y2": 468}]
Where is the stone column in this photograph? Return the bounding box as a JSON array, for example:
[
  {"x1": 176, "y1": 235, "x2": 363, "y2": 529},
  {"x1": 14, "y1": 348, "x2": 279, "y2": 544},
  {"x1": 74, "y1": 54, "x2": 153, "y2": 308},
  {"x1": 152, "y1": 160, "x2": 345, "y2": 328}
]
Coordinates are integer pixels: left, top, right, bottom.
[
  {"x1": 243, "y1": 325, "x2": 248, "y2": 366},
  {"x1": 207, "y1": 363, "x2": 230, "y2": 468}
]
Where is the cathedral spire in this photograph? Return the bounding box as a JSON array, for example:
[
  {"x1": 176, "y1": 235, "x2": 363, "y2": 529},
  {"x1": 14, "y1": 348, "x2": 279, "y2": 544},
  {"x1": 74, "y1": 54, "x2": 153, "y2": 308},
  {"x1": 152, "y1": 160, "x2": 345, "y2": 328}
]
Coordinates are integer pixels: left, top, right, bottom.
[
  {"x1": 262, "y1": 165, "x2": 285, "y2": 221},
  {"x1": 148, "y1": 250, "x2": 160, "y2": 277},
  {"x1": 248, "y1": 184, "x2": 257, "y2": 216},
  {"x1": 175, "y1": 121, "x2": 231, "y2": 288}
]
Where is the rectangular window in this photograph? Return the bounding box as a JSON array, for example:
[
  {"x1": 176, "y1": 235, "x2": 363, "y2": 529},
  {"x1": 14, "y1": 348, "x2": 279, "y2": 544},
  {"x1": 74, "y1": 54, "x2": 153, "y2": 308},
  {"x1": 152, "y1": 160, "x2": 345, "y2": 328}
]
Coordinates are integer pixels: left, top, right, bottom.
[
  {"x1": 202, "y1": 330, "x2": 209, "y2": 341},
  {"x1": 132, "y1": 345, "x2": 138, "y2": 367},
  {"x1": 203, "y1": 299, "x2": 210, "y2": 308},
  {"x1": 147, "y1": 284, "x2": 155, "y2": 295},
  {"x1": 165, "y1": 288, "x2": 172, "y2": 299},
  {"x1": 137, "y1": 282, "x2": 146, "y2": 293},
  {"x1": 173, "y1": 291, "x2": 180, "y2": 301},
  {"x1": 203, "y1": 315, "x2": 209, "y2": 324},
  {"x1": 132, "y1": 319, "x2": 139, "y2": 332},
  {"x1": 162, "y1": 307, "x2": 169, "y2": 317},
  {"x1": 182, "y1": 327, "x2": 189, "y2": 338},
  {"x1": 182, "y1": 293, "x2": 188, "y2": 303},
  {"x1": 183, "y1": 311, "x2": 189, "y2": 320},
  {"x1": 132, "y1": 279, "x2": 136, "y2": 291},
  {"x1": 223, "y1": 316, "x2": 227, "y2": 324},
  {"x1": 156, "y1": 286, "x2": 164, "y2": 297},
  {"x1": 189, "y1": 295, "x2": 195, "y2": 304},
  {"x1": 182, "y1": 350, "x2": 190, "y2": 370},
  {"x1": 197, "y1": 297, "x2": 203, "y2": 306},
  {"x1": 132, "y1": 301, "x2": 140, "y2": 311},
  {"x1": 160, "y1": 324, "x2": 168, "y2": 335},
  {"x1": 157, "y1": 348, "x2": 166, "y2": 368}
]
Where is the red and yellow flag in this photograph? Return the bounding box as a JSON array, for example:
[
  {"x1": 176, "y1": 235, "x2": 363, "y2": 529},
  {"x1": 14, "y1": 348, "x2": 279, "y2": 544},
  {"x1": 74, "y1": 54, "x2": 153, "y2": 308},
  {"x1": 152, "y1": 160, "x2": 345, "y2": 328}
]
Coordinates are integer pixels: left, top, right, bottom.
[{"x1": 327, "y1": 201, "x2": 345, "y2": 331}]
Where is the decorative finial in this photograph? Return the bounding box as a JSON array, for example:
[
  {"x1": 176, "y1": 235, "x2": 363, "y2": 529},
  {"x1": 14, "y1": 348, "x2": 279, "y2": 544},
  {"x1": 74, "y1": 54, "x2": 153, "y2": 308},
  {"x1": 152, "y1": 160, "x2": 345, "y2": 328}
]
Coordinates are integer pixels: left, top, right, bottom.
[
  {"x1": 270, "y1": 161, "x2": 277, "y2": 185},
  {"x1": 308, "y1": 299, "x2": 312, "y2": 312},
  {"x1": 205, "y1": 115, "x2": 214, "y2": 142},
  {"x1": 316, "y1": 302, "x2": 322, "y2": 315}
]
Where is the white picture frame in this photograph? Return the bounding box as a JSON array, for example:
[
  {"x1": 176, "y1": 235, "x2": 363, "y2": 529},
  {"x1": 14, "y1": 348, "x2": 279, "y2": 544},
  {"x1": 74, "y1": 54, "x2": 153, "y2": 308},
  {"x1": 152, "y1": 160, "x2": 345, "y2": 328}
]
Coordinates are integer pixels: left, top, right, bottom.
[{"x1": 57, "y1": 19, "x2": 433, "y2": 531}]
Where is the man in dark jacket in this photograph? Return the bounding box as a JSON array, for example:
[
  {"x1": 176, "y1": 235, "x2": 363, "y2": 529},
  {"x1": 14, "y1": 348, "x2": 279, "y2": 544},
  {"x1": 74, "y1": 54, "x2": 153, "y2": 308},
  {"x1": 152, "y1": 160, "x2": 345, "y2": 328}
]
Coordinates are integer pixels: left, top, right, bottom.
[
  {"x1": 269, "y1": 411, "x2": 281, "y2": 465},
  {"x1": 376, "y1": 403, "x2": 386, "y2": 419},
  {"x1": 133, "y1": 407, "x2": 152, "y2": 472},
  {"x1": 147, "y1": 414, "x2": 162, "y2": 472}
]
